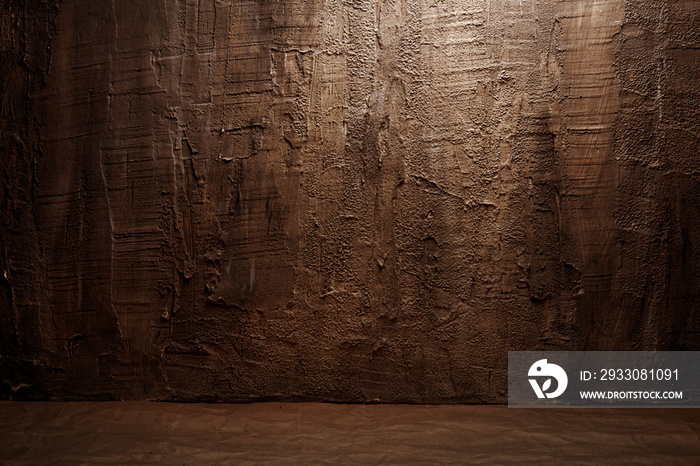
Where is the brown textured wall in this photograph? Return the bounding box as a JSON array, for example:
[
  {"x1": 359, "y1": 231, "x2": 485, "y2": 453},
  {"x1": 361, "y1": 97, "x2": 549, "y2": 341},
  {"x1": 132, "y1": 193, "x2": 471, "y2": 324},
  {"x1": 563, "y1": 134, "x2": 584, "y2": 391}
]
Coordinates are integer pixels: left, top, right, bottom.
[{"x1": 1, "y1": 0, "x2": 698, "y2": 402}]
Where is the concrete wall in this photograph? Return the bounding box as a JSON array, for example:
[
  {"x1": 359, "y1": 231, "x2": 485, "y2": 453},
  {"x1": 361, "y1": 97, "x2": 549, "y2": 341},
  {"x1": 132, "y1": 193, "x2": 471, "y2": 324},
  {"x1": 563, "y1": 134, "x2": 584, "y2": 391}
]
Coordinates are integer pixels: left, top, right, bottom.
[{"x1": 1, "y1": 0, "x2": 699, "y2": 401}]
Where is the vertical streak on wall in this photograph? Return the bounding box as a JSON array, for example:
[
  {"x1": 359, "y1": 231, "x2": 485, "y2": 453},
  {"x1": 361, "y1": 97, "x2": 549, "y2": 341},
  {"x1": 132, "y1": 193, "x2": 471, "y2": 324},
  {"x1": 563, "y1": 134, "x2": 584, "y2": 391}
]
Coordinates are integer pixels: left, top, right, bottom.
[
  {"x1": 614, "y1": 0, "x2": 670, "y2": 350},
  {"x1": 0, "y1": 0, "x2": 58, "y2": 399},
  {"x1": 663, "y1": 0, "x2": 700, "y2": 349},
  {"x1": 34, "y1": 0, "x2": 121, "y2": 395},
  {"x1": 33, "y1": 0, "x2": 175, "y2": 397},
  {"x1": 556, "y1": 0, "x2": 624, "y2": 349},
  {"x1": 102, "y1": 0, "x2": 174, "y2": 397}
]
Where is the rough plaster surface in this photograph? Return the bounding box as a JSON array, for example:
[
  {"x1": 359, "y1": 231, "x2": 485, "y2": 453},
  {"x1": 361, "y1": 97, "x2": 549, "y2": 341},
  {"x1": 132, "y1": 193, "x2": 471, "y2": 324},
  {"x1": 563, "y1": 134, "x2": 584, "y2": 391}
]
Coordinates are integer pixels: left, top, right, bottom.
[{"x1": 1, "y1": 0, "x2": 699, "y2": 401}]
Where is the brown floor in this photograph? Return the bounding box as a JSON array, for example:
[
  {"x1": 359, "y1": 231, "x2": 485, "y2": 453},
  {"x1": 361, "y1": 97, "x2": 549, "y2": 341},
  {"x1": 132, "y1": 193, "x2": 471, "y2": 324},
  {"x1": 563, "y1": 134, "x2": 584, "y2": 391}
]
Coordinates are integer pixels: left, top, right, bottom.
[{"x1": 0, "y1": 402, "x2": 698, "y2": 465}]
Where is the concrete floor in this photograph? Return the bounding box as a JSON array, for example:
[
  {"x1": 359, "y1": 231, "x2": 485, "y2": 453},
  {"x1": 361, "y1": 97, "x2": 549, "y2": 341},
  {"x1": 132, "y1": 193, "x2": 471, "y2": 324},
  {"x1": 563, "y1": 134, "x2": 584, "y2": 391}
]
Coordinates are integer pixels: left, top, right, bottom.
[{"x1": 0, "y1": 401, "x2": 698, "y2": 464}]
